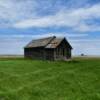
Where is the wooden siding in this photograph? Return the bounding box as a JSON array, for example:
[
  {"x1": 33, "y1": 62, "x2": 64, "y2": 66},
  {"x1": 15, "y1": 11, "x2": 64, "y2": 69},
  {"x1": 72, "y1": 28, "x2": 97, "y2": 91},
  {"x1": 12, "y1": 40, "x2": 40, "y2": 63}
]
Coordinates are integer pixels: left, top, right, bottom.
[
  {"x1": 24, "y1": 38, "x2": 72, "y2": 61},
  {"x1": 24, "y1": 47, "x2": 54, "y2": 60},
  {"x1": 45, "y1": 49, "x2": 54, "y2": 60},
  {"x1": 24, "y1": 47, "x2": 45, "y2": 60},
  {"x1": 54, "y1": 39, "x2": 71, "y2": 60}
]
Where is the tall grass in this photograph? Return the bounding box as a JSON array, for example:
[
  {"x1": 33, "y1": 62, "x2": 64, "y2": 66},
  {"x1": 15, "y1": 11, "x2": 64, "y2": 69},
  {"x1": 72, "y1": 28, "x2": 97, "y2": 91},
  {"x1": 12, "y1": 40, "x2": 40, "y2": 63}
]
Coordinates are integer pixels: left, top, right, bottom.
[{"x1": 0, "y1": 58, "x2": 99, "y2": 100}]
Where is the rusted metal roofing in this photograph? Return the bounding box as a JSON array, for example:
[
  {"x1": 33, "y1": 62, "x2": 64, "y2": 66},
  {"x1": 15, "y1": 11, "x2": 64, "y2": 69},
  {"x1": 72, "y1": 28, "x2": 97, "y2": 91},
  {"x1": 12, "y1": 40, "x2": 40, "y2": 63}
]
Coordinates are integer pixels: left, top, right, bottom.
[{"x1": 25, "y1": 36, "x2": 72, "y2": 49}]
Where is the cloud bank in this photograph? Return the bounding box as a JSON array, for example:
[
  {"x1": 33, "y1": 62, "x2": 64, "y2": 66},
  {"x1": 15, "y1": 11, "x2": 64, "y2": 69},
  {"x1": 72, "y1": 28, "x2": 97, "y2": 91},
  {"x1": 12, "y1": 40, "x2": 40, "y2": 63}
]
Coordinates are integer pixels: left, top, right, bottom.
[
  {"x1": 0, "y1": 0, "x2": 99, "y2": 55},
  {"x1": 13, "y1": 3, "x2": 100, "y2": 32}
]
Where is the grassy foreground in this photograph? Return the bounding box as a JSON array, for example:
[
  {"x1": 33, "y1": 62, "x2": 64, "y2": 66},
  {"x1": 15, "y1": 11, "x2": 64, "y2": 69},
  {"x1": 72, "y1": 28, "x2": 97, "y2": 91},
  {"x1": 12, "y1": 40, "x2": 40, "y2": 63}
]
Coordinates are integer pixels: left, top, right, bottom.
[{"x1": 0, "y1": 58, "x2": 99, "y2": 100}]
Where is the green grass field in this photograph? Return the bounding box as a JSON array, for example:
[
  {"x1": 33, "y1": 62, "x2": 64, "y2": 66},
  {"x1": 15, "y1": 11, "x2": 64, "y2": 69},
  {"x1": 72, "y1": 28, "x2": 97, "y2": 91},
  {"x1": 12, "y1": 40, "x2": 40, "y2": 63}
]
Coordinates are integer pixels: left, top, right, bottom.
[{"x1": 0, "y1": 58, "x2": 99, "y2": 100}]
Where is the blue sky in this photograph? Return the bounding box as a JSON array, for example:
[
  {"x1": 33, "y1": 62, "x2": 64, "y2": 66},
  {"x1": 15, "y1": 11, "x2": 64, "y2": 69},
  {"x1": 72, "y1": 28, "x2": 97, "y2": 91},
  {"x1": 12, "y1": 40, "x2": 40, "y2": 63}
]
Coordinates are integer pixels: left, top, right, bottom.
[{"x1": 0, "y1": 0, "x2": 100, "y2": 55}]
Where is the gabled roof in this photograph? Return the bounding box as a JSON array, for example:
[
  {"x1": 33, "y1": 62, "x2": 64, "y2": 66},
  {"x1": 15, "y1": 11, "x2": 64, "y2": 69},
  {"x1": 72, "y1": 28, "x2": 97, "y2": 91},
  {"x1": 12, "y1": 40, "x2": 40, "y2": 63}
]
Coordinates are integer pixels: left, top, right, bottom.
[
  {"x1": 25, "y1": 36, "x2": 55, "y2": 48},
  {"x1": 25, "y1": 36, "x2": 72, "y2": 49}
]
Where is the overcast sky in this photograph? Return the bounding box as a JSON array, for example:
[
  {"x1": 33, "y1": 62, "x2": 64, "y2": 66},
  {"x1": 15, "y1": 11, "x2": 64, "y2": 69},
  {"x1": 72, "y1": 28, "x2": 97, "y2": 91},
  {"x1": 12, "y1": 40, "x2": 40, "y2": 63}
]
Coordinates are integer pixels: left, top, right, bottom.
[{"x1": 0, "y1": 0, "x2": 100, "y2": 55}]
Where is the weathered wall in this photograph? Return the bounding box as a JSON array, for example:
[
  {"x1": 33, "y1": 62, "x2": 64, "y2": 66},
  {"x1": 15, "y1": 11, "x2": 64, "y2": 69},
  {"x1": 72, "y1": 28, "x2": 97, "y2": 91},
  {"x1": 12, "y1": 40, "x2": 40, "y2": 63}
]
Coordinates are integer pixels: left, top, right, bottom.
[
  {"x1": 24, "y1": 47, "x2": 45, "y2": 60},
  {"x1": 54, "y1": 39, "x2": 72, "y2": 60},
  {"x1": 24, "y1": 39, "x2": 72, "y2": 61},
  {"x1": 44, "y1": 49, "x2": 54, "y2": 60},
  {"x1": 24, "y1": 47, "x2": 54, "y2": 60}
]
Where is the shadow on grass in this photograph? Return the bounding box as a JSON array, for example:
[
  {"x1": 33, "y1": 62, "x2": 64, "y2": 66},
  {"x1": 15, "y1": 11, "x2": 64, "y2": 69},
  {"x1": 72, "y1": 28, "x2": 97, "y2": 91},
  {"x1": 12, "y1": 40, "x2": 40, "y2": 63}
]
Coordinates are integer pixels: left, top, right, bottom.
[
  {"x1": 0, "y1": 57, "x2": 81, "y2": 65},
  {"x1": 52, "y1": 59, "x2": 80, "y2": 64}
]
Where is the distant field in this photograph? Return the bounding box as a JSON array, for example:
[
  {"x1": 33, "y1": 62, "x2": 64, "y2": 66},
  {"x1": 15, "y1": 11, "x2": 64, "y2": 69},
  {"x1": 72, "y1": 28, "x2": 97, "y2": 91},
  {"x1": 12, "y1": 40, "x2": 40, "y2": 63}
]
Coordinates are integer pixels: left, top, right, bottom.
[
  {"x1": 0, "y1": 58, "x2": 99, "y2": 100},
  {"x1": 0, "y1": 55, "x2": 24, "y2": 58}
]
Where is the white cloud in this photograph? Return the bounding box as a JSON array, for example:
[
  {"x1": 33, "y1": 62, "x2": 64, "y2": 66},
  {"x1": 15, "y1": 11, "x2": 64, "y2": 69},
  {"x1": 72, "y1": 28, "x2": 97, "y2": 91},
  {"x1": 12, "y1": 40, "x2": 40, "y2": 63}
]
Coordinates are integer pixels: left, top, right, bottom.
[
  {"x1": 0, "y1": 0, "x2": 100, "y2": 32},
  {"x1": 14, "y1": 3, "x2": 100, "y2": 32},
  {"x1": 0, "y1": 33, "x2": 99, "y2": 55},
  {"x1": 70, "y1": 39, "x2": 100, "y2": 56},
  {"x1": 0, "y1": 35, "x2": 99, "y2": 55},
  {"x1": 70, "y1": 39, "x2": 100, "y2": 42},
  {"x1": 0, "y1": 0, "x2": 37, "y2": 27},
  {"x1": 0, "y1": 0, "x2": 100, "y2": 55},
  {"x1": 0, "y1": 32, "x2": 88, "y2": 39},
  {"x1": 74, "y1": 24, "x2": 100, "y2": 32}
]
